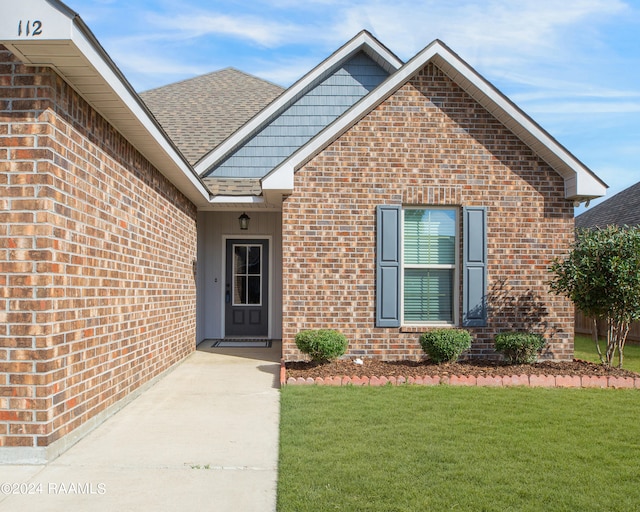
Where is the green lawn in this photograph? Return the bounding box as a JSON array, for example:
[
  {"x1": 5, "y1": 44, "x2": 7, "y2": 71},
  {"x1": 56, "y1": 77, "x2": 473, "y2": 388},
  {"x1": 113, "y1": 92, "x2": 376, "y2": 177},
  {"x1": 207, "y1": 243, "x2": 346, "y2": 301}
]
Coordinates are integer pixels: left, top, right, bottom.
[
  {"x1": 278, "y1": 386, "x2": 640, "y2": 512},
  {"x1": 574, "y1": 334, "x2": 640, "y2": 373}
]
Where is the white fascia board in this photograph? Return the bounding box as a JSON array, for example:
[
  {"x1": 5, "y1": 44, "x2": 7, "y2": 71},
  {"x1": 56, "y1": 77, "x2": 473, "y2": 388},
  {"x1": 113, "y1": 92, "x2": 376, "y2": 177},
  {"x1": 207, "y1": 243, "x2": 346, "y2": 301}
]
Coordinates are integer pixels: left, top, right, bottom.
[
  {"x1": 261, "y1": 162, "x2": 294, "y2": 192},
  {"x1": 264, "y1": 40, "x2": 607, "y2": 201},
  {"x1": 194, "y1": 31, "x2": 403, "y2": 176},
  {"x1": 564, "y1": 170, "x2": 608, "y2": 200},
  {"x1": 200, "y1": 198, "x2": 284, "y2": 213},
  {"x1": 208, "y1": 195, "x2": 266, "y2": 204},
  {"x1": 1, "y1": 0, "x2": 211, "y2": 208},
  {"x1": 357, "y1": 31, "x2": 403, "y2": 73},
  {"x1": 0, "y1": 1, "x2": 74, "y2": 41}
]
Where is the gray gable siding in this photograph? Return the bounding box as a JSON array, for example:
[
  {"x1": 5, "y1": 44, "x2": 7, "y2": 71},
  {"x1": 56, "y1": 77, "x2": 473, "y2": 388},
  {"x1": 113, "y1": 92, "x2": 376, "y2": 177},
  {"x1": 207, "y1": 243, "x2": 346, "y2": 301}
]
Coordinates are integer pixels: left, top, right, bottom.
[{"x1": 204, "y1": 52, "x2": 389, "y2": 178}]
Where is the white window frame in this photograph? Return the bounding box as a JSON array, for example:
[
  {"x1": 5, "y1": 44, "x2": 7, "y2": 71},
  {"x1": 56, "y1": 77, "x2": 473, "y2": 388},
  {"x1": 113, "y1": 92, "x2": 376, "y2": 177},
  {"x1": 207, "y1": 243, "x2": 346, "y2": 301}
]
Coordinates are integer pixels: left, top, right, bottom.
[
  {"x1": 400, "y1": 206, "x2": 459, "y2": 326},
  {"x1": 231, "y1": 243, "x2": 263, "y2": 307}
]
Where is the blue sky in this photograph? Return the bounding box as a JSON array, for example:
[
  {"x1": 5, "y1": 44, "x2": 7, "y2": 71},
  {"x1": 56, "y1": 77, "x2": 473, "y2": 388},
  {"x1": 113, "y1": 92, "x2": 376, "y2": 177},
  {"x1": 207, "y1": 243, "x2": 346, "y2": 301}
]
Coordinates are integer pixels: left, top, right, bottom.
[{"x1": 65, "y1": 0, "x2": 640, "y2": 212}]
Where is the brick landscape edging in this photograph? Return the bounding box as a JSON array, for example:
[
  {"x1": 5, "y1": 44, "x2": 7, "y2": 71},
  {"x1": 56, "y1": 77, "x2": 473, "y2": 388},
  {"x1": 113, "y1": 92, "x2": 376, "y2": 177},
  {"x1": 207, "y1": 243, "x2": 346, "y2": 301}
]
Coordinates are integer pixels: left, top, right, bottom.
[{"x1": 279, "y1": 361, "x2": 640, "y2": 389}]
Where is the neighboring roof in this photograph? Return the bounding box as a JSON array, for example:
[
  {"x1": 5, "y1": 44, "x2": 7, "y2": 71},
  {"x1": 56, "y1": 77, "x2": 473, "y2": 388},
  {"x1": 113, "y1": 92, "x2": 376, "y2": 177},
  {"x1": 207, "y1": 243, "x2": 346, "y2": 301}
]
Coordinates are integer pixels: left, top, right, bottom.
[
  {"x1": 195, "y1": 30, "x2": 403, "y2": 181},
  {"x1": 262, "y1": 39, "x2": 608, "y2": 205},
  {"x1": 576, "y1": 181, "x2": 640, "y2": 229},
  {"x1": 0, "y1": 0, "x2": 211, "y2": 207},
  {"x1": 140, "y1": 69, "x2": 284, "y2": 165}
]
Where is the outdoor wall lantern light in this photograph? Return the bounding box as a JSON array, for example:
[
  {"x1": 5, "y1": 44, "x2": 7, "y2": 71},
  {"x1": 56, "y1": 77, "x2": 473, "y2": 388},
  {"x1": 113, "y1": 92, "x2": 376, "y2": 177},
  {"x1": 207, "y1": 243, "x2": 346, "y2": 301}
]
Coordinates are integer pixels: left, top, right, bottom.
[{"x1": 238, "y1": 212, "x2": 250, "y2": 230}]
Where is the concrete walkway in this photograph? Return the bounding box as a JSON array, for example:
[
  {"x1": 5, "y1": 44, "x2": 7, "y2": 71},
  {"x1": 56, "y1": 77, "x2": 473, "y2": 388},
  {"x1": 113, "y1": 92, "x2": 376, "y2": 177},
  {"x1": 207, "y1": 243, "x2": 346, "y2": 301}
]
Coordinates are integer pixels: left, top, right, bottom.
[{"x1": 0, "y1": 342, "x2": 281, "y2": 512}]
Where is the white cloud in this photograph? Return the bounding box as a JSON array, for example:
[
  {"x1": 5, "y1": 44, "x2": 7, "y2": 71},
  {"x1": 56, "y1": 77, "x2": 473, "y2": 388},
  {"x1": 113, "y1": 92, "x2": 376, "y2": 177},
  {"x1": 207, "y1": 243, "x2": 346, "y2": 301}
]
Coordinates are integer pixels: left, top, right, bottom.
[
  {"x1": 526, "y1": 100, "x2": 640, "y2": 115},
  {"x1": 517, "y1": 90, "x2": 640, "y2": 102},
  {"x1": 344, "y1": 0, "x2": 629, "y2": 63},
  {"x1": 110, "y1": 48, "x2": 206, "y2": 78},
  {"x1": 146, "y1": 11, "x2": 304, "y2": 48},
  {"x1": 252, "y1": 57, "x2": 324, "y2": 86},
  {"x1": 92, "y1": 0, "x2": 634, "y2": 88},
  {"x1": 255, "y1": 0, "x2": 632, "y2": 85}
]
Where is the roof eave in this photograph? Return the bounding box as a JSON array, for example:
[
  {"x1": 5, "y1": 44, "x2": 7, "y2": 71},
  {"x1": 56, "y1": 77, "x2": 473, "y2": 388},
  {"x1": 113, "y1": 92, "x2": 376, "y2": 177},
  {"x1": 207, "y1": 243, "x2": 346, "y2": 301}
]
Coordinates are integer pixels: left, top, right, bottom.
[
  {"x1": 0, "y1": 0, "x2": 211, "y2": 208},
  {"x1": 199, "y1": 195, "x2": 285, "y2": 213}
]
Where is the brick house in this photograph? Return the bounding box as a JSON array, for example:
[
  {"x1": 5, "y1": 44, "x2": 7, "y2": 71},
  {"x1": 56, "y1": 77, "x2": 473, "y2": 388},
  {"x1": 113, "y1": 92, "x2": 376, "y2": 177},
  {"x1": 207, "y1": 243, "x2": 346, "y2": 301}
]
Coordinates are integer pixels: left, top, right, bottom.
[{"x1": 1, "y1": 0, "x2": 606, "y2": 462}]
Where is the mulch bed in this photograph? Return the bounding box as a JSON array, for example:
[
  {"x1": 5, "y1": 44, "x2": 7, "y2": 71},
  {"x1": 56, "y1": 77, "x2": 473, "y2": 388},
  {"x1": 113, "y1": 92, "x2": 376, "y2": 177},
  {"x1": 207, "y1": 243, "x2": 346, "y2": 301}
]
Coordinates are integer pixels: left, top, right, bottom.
[{"x1": 286, "y1": 358, "x2": 639, "y2": 380}]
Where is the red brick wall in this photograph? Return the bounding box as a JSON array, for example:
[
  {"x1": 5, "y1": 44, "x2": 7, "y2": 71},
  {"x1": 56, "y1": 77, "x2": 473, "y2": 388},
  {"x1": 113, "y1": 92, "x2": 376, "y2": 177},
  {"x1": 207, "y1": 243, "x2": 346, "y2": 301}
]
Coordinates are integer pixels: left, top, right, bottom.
[
  {"x1": 282, "y1": 63, "x2": 574, "y2": 361},
  {"x1": 0, "y1": 47, "x2": 197, "y2": 451}
]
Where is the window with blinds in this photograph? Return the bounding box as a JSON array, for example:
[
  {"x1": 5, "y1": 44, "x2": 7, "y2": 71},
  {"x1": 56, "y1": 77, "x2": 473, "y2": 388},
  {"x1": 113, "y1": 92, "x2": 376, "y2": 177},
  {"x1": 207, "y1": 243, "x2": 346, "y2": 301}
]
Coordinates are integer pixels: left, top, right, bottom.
[{"x1": 403, "y1": 209, "x2": 456, "y2": 323}]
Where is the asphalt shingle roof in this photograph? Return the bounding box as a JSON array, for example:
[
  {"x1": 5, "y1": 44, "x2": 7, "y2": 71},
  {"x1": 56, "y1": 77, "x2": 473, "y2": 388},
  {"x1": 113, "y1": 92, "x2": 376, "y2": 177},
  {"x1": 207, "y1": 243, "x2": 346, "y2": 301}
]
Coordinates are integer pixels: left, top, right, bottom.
[
  {"x1": 203, "y1": 177, "x2": 262, "y2": 196},
  {"x1": 576, "y1": 180, "x2": 640, "y2": 229},
  {"x1": 140, "y1": 68, "x2": 284, "y2": 165}
]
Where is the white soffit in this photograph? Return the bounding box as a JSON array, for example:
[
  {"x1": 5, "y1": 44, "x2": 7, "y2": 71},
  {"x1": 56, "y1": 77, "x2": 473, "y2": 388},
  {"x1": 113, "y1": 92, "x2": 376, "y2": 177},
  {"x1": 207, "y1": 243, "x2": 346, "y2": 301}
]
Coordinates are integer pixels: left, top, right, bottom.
[
  {"x1": 194, "y1": 30, "x2": 404, "y2": 176},
  {"x1": 0, "y1": 0, "x2": 211, "y2": 208},
  {"x1": 200, "y1": 195, "x2": 283, "y2": 213},
  {"x1": 264, "y1": 40, "x2": 608, "y2": 201}
]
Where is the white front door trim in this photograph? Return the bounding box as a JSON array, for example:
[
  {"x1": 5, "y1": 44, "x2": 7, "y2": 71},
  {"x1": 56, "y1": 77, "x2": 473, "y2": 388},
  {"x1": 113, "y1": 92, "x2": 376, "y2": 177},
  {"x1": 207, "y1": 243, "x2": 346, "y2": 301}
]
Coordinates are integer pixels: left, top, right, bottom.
[{"x1": 221, "y1": 234, "x2": 273, "y2": 339}]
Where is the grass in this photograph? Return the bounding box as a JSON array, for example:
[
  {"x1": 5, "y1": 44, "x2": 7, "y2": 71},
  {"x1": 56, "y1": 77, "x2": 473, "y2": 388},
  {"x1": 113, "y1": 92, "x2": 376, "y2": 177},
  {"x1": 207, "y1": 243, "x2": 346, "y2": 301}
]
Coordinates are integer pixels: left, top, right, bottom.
[
  {"x1": 574, "y1": 334, "x2": 640, "y2": 373},
  {"x1": 278, "y1": 385, "x2": 640, "y2": 511}
]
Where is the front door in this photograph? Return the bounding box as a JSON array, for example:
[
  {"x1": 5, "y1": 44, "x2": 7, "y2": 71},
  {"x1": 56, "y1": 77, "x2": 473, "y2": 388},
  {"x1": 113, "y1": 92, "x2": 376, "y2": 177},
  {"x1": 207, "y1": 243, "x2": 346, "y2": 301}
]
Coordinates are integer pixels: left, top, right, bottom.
[{"x1": 225, "y1": 239, "x2": 269, "y2": 337}]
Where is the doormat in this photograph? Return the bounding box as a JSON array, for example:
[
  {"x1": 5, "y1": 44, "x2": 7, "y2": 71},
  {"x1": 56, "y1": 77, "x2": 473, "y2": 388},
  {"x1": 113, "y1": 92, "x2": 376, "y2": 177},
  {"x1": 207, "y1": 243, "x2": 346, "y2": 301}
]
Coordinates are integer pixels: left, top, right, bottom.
[{"x1": 211, "y1": 340, "x2": 272, "y2": 348}]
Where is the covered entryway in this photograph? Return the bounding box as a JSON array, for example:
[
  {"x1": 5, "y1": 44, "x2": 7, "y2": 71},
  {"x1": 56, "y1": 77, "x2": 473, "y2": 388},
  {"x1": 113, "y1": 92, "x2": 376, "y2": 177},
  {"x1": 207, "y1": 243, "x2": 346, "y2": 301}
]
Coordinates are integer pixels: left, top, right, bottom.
[
  {"x1": 225, "y1": 239, "x2": 269, "y2": 337},
  {"x1": 196, "y1": 211, "x2": 282, "y2": 343}
]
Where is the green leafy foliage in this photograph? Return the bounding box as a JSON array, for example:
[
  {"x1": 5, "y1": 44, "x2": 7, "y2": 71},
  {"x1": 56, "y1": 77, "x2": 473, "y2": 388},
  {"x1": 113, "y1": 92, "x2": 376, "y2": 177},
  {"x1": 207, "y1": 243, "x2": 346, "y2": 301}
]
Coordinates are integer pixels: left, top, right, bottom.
[
  {"x1": 419, "y1": 328, "x2": 471, "y2": 363},
  {"x1": 494, "y1": 331, "x2": 545, "y2": 364},
  {"x1": 295, "y1": 329, "x2": 348, "y2": 362},
  {"x1": 549, "y1": 225, "x2": 640, "y2": 367}
]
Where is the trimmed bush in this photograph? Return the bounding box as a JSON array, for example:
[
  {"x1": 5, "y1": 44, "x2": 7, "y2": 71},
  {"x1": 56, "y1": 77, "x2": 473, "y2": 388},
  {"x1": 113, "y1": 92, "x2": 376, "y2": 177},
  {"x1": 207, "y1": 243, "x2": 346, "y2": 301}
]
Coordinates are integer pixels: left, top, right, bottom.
[
  {"x1": 494, "y1": 331, "x2": 545, "y2": 364},
  {"x1": 295, "y1": 329, "x2": 348, "y2": 362},
  {"x1": 419, "y1": 329, "x2": 472, "y2": 363}
]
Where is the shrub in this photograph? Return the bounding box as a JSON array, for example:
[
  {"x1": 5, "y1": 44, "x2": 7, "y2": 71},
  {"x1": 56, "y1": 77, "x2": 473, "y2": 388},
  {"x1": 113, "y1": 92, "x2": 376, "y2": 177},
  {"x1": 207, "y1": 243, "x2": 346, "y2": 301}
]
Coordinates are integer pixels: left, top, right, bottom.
[
  {"x1": 494, "y1": 331, "x2": 545, "y2": 364},
  {"x1": 419, "y1": 329, "x2": 472, "y2": 363},
  {"x1": 295, "y1": 329, "x2": 348, "y2": 362}
]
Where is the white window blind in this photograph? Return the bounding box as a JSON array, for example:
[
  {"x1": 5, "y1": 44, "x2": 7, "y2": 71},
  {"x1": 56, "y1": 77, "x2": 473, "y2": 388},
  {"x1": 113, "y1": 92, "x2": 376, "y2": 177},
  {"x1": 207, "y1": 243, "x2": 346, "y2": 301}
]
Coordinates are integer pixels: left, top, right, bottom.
[{"x1": 403, "y1": 209, "x2": 456, "y2": 323}]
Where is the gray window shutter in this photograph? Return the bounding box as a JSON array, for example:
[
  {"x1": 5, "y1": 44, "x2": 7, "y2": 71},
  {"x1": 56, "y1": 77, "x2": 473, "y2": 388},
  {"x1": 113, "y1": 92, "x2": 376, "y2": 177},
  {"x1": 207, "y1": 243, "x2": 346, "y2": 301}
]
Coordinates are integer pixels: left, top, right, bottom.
[
  {"x1": 376, "y1": 205, "x2": 401, "y2": 327},
  {"x1": 463, "y1": 207, "x2": 487, "y2": 327}
]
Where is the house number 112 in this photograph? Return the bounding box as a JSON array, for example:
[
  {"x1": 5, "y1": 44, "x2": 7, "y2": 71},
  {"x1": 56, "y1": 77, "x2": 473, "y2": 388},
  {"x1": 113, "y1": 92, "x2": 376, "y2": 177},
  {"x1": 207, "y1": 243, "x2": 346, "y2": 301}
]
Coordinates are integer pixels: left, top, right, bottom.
[{"x1": 18, "y1": 20, "x2": 43, "y2": 37}]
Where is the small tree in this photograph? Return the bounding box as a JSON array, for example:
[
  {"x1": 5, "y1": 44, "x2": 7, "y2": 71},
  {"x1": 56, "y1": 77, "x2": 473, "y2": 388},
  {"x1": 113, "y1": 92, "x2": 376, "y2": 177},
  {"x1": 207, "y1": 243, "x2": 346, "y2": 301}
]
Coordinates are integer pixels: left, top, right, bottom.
[{"x1": 549, "y1": 225, "x2": 640, "y2": 368}]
